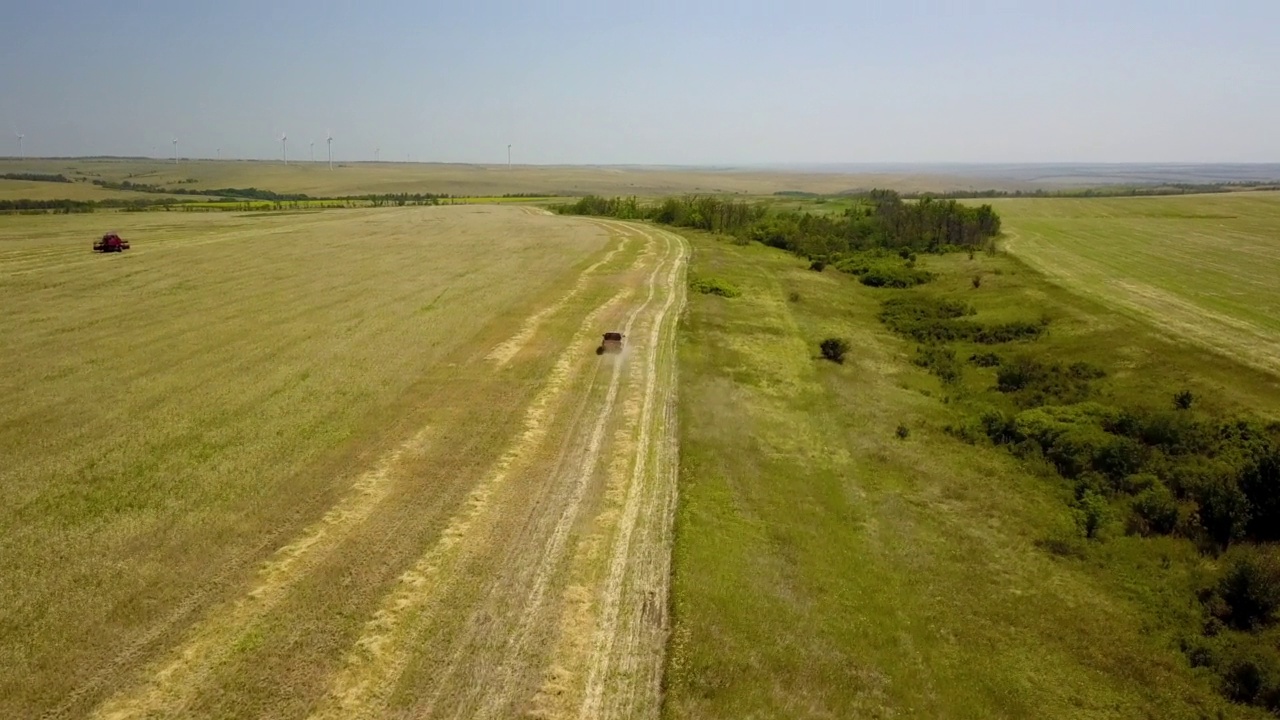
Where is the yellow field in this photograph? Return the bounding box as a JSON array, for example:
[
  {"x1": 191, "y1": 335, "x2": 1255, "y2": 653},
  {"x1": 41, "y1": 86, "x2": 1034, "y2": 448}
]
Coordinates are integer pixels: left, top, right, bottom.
[
  {"x1": 0, "y1": 206, "x2": 686, "y2": 718},
  {"x1": 0, "y1": 158, "x2": 1021, "y2": 198}
]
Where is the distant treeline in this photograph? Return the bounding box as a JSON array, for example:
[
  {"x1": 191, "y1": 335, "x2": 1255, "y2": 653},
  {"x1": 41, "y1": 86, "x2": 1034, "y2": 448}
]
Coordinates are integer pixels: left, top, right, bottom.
[
  {"x1": 0, "y1": 197, "x2": 192, "y2": 213},
  {"x1": 768, "y1": 181, "x2": 1280, "y2": 201},
  {"x1": 556, "y1": 190, "x2": 1002, "y2": 257},
  {"x1": 91, "y1": 180, "x2": 312, "y2": 202},
  {"x1": 0, "y1": 192, "x2": 461, "y2": 214},
  {"x1": 0, "y1": 172, "x2": 73, "y2": 183}
]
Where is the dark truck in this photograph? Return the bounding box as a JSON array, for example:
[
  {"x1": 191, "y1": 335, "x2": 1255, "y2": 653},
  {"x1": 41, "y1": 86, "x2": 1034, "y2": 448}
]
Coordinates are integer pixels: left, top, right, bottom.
[{"x1": 597, "y1": 332, "x2": 624, "y2": 355}]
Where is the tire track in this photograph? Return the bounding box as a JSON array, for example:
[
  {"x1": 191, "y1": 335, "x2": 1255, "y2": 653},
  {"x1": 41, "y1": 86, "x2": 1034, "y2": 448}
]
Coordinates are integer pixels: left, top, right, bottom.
[
  {"x1": 577, "y1": 229, "x2": 685, "y2": 720},
  {"x1": 456, "y1": 229, "x2": 678, "y2": 719},
  {"x1": 486, "y1": 225, "x2": 635, "y2": 367},
  {"x1": 305, "y1": 279, "x2": 638, "y2": 720}
]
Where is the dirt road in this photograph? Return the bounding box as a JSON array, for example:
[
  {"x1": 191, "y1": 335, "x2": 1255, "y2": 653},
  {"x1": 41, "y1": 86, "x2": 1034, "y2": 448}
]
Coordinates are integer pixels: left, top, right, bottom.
[{"x1": 73, "y1": 216, "x2": 687, "y2": 719}]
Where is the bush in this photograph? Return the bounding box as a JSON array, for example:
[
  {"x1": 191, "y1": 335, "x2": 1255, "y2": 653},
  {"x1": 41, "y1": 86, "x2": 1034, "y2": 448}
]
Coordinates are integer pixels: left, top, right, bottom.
[
  {"x1": 1131, "y1": 481, "x2": 1180, "y2": 535},
  {"x1": 896, "y1": 423, "x2": 910, "y2": 439},
  {"x1": 809, "y1": 259, "x2": 826, "y2": 272},
  {"x1": 1175, "y1": 390, "x2": 1195, "y2": 410},
  {"x1": 787, "y1": 291, "x2": 801, "y2": 303},
  {"x1": 968, "y1": 352, "x2": 1002, "y2": 367},
  {"x1": 689, "y1": 275, "x2": 741, "y2": 298},
  {"x1": 1220, "y1": 646, "x2": 1280, "y2": 710},
  {"x1": 859, "y1": 265, "x2": 934, "y2": 288},
  {"x1": 995, "y1": 357, "x2": 1098, "y2": 406},
  {"x1": 1212, "y1": 548, "x2": 1280, "y2": 630},
  {"x1": 820, "y1": 337, "x2": 850, "y2": 364},
  {"x1": 878, "y1": 295, "x2": 1045, "y2": 345},
  {"x1": 914, "y1": 344, "x2": 962, "y2": 383},
  {"x1": 972, "y1": 274, "x2": 982, "y2": 289},
  {"x1": 1074, "y1": 490, "x2": 1110, "y2": 539}
]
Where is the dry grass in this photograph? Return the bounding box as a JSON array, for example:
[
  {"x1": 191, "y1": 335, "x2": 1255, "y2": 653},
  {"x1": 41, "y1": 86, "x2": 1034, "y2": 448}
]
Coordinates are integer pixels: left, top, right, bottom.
[
  {"x1": 2, "y1": 204, "x2": 687, "y2": 719},
  {"x1": 0, "y1": 205, "x2": 613, "y2": 717},
  {"x1": 0, "y1": 157, "x2": 1029, "y2": 198}
]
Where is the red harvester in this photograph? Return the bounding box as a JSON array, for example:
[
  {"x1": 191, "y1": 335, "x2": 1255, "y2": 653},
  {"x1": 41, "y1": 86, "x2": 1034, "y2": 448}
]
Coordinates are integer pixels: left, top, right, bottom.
[{"x1": 93, "y1": 232, "x2": 130, "y2": 252}]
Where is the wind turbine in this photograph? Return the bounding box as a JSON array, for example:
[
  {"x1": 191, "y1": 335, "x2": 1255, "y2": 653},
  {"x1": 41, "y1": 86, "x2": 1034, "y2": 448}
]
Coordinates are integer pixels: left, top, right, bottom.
[
  {"x1": 16, "y1": 133, "x2": 23, "y2": 158},
  {"x1": 310, "y1": 140, "x2": 315, "y2": 163},
  {"x1": 172, "y1": 137, "x2": 178, "y2": 164},
  {"x1": 327, "y1": 131, "x2": 333, "y2": 170},
  {"x1": 507, "y1": 144, "x2": 512, "y2": 170},
  {"x1": 281, "y1": 133, "x2": 288, "y2": 165},
  {"x1": 374, "y1": 147, "x2": 380, "y2": 163}
]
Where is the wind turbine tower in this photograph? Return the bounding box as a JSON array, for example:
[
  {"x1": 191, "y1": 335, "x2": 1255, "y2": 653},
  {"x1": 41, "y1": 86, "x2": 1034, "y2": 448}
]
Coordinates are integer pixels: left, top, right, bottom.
[
  {"x1": 16, "y1": 133, "x2": 23, "y2": 159},
  {"x1": 172, "y1": 137, "x2": 178, "y2": 165},
  {"x1": 327, "y1": 131, "x2": 333, "y2": 170},
  {"x1": 508, "y1": 144, "x2": 512, "y2": 170},
  {"x1": 310, "y1": 141, "x2": 315, "y2": 163},
  {"x1": 374, "y1": 147, "x2": 380, "y2": 163},
  {"x1": 282, "y1": 133, "x2": 288, "y2": 165}
]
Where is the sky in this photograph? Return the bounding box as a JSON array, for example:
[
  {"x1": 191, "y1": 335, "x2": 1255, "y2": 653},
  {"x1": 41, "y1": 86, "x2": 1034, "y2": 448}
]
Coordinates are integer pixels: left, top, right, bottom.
[{"x1": 1, "y1": 0, "x2": 1277, "y2": 165}]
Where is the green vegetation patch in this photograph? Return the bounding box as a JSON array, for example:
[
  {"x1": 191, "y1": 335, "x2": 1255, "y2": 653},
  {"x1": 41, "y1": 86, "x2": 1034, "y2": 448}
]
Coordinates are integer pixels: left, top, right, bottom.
[
  {"x1": 688, "y1": 274, "x2": 741, "y2": 298},
  {"x1": 666, "y1": 228, "x2": 1251, "y2": 718}
]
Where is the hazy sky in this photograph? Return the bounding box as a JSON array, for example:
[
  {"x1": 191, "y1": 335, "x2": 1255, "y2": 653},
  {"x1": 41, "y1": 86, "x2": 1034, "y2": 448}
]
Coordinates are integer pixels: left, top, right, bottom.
[{"x1": 1, "y1": 1, "x2": 1277, "y2": 164}]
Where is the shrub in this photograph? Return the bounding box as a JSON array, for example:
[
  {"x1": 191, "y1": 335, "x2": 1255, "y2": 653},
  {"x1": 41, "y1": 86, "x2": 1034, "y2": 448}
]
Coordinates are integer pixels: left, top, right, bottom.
[
  {"x1": 968, "y1": 352, "x2": 1002, "y2": 367},
  {"x1": 1175, "y1": 390, "x2": 1195, "y2": 410},
  {"x1": 1211, "y1": 548, "x2": 1280, "y2": 630},
  {"x1": 1132, "y1": 481, "x2": 1180, "y2": 535},
  {"x1": 1192, "y1": 473, "x2": 1251, "y2": 547},
  {"x1": 787, "y1": 290, "x2": 801, "y2": 303},
  {"x1": 878, "y1": 296, "x2": 1045, "y2": 345},
  {"x1": 995, "y1": 357, "x2": 1097, "y2": 406},
  {"x1": 1074, "y1": 490, "x2": 1110, "y2": 539},
  {"x1": 809, "y1": 259, "x2": 826, "y2": 272},
  {"x1": 820, "y1": 337, "x2": 850, "y2": 364},
  {"x1": 1219, "y1": 646, "x2": 1280, "y2": 710},
  {"x1": 914, "y1": 344, "x2": 962, "y2": 383},
  {"x1": 859, "y1": 265, "x2": 934, "y2": 288},
  {"x1": 973, "y1": 320, "x2": 1046, "y2": 344},
  {"x1": 895, "y1": 423, "x2": 910, "y2": 439},
  {"x1": 689, "y1": 275, "x2": 741, "y2": 298},
  {"x1": 972, "y1": 274, "x2": 982, "y2": 289}
]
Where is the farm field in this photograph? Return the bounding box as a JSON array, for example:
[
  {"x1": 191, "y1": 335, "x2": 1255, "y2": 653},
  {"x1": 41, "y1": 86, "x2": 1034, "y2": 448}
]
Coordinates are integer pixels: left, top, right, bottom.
[
  {"x1": 0, "y1": 205, "x2": 686, "y2": 718},
  {"x1": 666, "y1": 217, "x2": 1280, "y2": 717},
  {"x1": 0, "y1": 178, "x2": 204, "y2": 202},
  {"x1": 0, "y1": 157, "x2": 1027, "y2": 199},
  {"x1": 990, "y1": 191, "x2": 1280, "y2": 376}
]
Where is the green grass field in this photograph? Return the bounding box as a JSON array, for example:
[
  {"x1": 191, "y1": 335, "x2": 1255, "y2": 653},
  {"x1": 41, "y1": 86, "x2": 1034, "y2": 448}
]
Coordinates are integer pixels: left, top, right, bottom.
[
  {"x1": 666, "y1": 216, "x2": 1280, "y2": 717},
  {"x1": 990, "y1": 191, "x2": 1280, "y2": 376}
]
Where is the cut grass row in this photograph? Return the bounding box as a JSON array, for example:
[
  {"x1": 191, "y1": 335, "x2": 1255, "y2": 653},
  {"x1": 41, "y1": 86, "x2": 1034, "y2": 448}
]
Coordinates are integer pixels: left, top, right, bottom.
[
  {"x1": 666, "y1": 222, "x2": 1280, "y2": 717},
  {"x1": 0, "y1": 206, "x2": 612, "y2": 716}
]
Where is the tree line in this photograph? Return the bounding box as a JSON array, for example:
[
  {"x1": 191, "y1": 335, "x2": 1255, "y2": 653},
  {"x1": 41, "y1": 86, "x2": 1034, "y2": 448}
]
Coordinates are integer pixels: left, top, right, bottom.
[
  {"x1": 556, "y1": 191, "x2": 1002, "y2": 257},
  {"x1": 0, "y1": 172, "x2": 73, "y2": 183}
]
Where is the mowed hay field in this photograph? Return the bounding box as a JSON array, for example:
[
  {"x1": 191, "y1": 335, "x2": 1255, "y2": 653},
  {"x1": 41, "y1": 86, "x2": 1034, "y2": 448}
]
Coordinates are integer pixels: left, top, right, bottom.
[
  {"x1": 1, "y1": 206, "x2": 687, "y2": 718},
  {"x1": 0, "y1": 158, "x2": 1027, "y2": 199},
  {"x1": 991, "y1": 191, "x2": 1280, "y2": 375}
]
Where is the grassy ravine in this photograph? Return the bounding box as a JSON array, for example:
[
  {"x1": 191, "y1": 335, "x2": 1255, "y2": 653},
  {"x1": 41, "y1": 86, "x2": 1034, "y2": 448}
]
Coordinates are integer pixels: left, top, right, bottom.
[{"x1": 666, "y1": 230, "x2": 1279, "y2": 718}]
